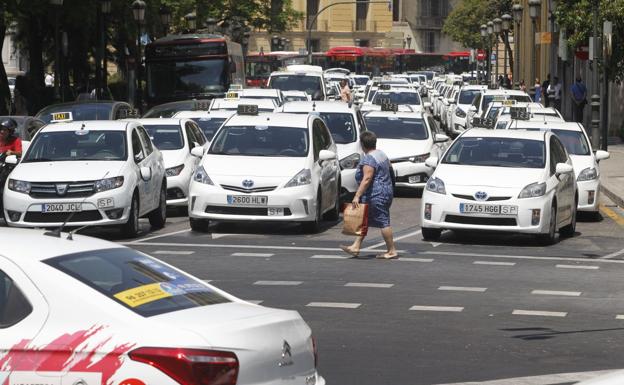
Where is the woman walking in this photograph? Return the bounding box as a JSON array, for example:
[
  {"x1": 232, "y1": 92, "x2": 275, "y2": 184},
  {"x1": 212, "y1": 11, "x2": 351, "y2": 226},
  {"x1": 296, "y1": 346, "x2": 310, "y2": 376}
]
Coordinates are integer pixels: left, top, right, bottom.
[{"x1": 341, "y1": 131, "x2": 397, "y2": 259}]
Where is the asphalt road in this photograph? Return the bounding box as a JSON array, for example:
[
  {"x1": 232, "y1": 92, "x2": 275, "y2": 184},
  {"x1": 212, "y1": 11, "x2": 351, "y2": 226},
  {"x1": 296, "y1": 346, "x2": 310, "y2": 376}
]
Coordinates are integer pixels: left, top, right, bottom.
[{"x1": 85, "y1": 193, "x2": 624, "y2": 385}]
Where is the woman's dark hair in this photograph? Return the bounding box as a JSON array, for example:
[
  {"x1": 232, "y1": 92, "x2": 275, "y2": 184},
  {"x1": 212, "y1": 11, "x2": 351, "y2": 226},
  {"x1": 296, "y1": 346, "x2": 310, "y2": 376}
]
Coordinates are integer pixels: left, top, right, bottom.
[{"x1": 360, "y1": 131, "x2": 377, "y2": 151}]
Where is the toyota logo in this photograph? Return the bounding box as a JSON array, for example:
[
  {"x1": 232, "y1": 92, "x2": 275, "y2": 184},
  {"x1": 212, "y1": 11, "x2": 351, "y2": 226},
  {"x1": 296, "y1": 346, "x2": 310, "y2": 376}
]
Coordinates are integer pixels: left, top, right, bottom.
[
  {"x1": 242, "y1": 179, "x2": 254, "y2": 189},
  {"x1": 474, "y1": 191, "x2": 488, "y2": 201}
]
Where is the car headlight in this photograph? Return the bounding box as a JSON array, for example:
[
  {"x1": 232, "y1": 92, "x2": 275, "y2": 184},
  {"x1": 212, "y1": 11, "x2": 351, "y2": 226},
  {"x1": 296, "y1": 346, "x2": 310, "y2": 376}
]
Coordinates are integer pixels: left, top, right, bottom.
[
  {"x1": 426, "y1": 177, "x2": 446, "y2": 194},
  {"x1": 166, "y1": 164, "x2": 185, "y2": 177},
  {"x1": 7, "y1": 179, "x2": 31, "y2": 194},
  {"x1": 577, "y1": 167, "x2": 597, "y2": 181},
  {"x1": 408, "y1": 153, "x2": 430, "y2": 163},
  {"x1": 284, "y1": 168, "x2": 312, "y2": 188},
  {"x1": 455, "y1": 108, "x2": 466, "y2": 118},
  {"x1": 193, "y1": 165, "x2": 214, "y2": 185},
  {"x1": 94, "y1": 176, "x2": 124, "y2": 193},
  {"x1": 340, "y1": 153, "x2": 360, "y2": 169},
  {"x1": 518, "y1": 182, "x2": 546, "y2": 198}
]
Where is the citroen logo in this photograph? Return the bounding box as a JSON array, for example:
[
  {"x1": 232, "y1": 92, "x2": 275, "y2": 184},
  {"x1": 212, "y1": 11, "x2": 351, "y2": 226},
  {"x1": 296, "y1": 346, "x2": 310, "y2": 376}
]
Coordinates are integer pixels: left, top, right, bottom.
[
  {"x1": 55, "y1": 183, "x2": 69, "y2": 196},
  {"x1": 474, "y1": 191, "x2": 488, "y2": 201},
  {"x1": 279, "y1": 340, "x2": 294, "y2": 367},
  {"x1": 242, "y1": 179, "x2": 254, "y2": 189}
]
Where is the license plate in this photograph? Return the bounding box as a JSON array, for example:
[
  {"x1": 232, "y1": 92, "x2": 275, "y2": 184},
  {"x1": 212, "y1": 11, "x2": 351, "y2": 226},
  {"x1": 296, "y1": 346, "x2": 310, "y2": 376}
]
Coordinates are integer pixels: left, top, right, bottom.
[
  {"x1": 97, "y1": 198, "x2": 114, "y2": 209},
  {"x1": 268, "y1": 208, "x2": 284, "y2": 216},
  {"x1": 227, "y1": 195, "x2": 267, "y2": 206},
  {"x1": 408, "y1": 176, "x2": 421, "y2": 184},
  {"x1": 459, "y1": 203, "x2": 518, "y2": 215},
  {"x1": 42, "y1": 202, "x2": 83, "y2": 213}
]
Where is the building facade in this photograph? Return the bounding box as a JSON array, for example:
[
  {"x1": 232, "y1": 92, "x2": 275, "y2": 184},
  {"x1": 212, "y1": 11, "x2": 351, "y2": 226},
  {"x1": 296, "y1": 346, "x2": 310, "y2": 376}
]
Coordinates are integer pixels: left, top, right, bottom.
[{"x1": 398, "y1": 0, "x2": 465, "y2": 53}]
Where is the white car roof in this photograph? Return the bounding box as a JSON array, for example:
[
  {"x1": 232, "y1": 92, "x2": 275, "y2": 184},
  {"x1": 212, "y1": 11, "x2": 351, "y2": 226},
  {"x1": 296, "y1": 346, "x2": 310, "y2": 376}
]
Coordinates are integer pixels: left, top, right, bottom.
[
  {"x1": 285, "y1": 64, "x2": 324, "y2": 73},
  {"x1": 236, "y1": 89, "x2": 281, "y2": 97},
  {"x1": 374, "y1": 88, "x2": 419, "y2": 94},
  {"x1": 462, "y1": 128, "x2": 548, "y2": 141},
  {"x1": 460, "y1": 85, "x2": 488, "y2": 91},
  {"x1": 281, "y1": 101, "x2": 354, "y2": 113},
  {"x1": 211, "y1": 98, "x2": 277, "y2": 110},
  {"x1": 483, "y1": 89, "x2": 530, "y2": 96},
  {"x1": 508, "y1": 121, "x2": 585, "y2": 132},
  {"x1": 364, "y1": 111, "x2": 424, "y2": 119},
  {"x1": 173, "y1": 110, "x2": 236, "y2": 119},
  {"x1": 350, "y1": 75, "x2": 370, "y2": 79},
  {"x1": 224, "y1": 112, "x2": 311, "y2": 128},
  {"x1": 281, "y1": 90, "x2": 308, "y2": 96},
  {"x1": 122, "y1": 118, "x2": 185, "y2": 126},
  {"x1": 39, "y1": 120, "x2": 130, "y2": 132}
]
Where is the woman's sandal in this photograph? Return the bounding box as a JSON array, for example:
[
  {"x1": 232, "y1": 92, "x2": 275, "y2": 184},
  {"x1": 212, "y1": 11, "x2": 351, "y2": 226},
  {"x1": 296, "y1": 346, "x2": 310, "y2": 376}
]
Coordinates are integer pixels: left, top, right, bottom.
[
  {"x1": 340, "y1": 245, "x2": 360, "y2": 257},
  {"x1": 376, "y1": 253, "x2": 399, "y2": 260}
]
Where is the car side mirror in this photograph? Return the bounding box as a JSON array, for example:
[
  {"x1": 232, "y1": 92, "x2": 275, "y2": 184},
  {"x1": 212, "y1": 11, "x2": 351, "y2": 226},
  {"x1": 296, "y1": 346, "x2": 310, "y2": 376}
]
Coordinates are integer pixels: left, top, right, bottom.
[
  {"x1": 555, "y1": 163, "x2": 574, "y2": 175},
  {"x1": 140, "y1": 166, "x2": 152, "y2": 181},
  {"x1": 319, "y1": 149, "x2": 336, "y2": 162},
  {"x1": 434, "y1": 134, "x2": 449, "y2": 143},
  {"x1": 5, "y1": 155, "x2": 18, "y2": 165},
  {"x1": 425, "y1": 156, "x2": 439, "y2": 169},
  {"x1": 191, "y1": 146, "x2": 204, "y2": 158},
  {"x1": 595, "y1": 150, "x2": 610, "y2": 162},
  {"x1": 469, "y1": 105, "x2": 477, "y2": 112}
]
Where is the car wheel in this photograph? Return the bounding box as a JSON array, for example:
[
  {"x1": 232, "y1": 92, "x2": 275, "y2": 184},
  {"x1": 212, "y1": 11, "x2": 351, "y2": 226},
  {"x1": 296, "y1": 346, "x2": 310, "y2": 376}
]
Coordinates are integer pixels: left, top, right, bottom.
[
  {"x1": 189, "y1": 217, "x2": 210, "y2": 232},
  {"x1": 324, "y1": 180, "x2": 341, "y2": 221},
  {"x1": 302, "y1": 192, "x2": 322, "y2": 233},
  {"x1": 537, "y1": 203, "x2": 557, "y2": 245},
  {"x1": 560, "y1": 198, "x2": 577, "y2": 238},
  {"x1": 422, "y1": 227, "x2": 441, "y2": 241},
  {"x1": 148, "y1": 182, "x2": 167, "y2": 229},
  {"x1": 121, "y1": 193, "x2": 140, "y2": 238}
]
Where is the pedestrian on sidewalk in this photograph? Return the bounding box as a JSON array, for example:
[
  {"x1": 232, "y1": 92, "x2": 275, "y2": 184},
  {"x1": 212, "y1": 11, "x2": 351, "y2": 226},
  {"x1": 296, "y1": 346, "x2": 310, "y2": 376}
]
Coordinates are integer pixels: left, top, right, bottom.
[
  {"x1": 339, "y1": 79, "x2": 352, "y2": 103},
  {"x1": 519, "y1": 80, "x2": 527, "y2": 92},
  {"x1": 534, "y1": 78, "x2": 542, "y2": 103},
  {"x1": 340, "y1": 131, "x2": 398, "y2": 260},
  {"x1": 542, "y1": 74, "x2": 551, "y2": 107},
  {"x1": 547, "y1": 76, "x2": 562, "y2": 112},
  {"x1": 571, "y1": 76, "x2": 588, "y2": 123}
]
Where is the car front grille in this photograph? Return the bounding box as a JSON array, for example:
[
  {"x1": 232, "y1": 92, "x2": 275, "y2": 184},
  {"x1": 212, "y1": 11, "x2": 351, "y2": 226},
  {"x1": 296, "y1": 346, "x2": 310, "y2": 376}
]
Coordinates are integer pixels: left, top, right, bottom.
[
  {"x1": 452, "y1": 194, "x2": 511, "y2": 202},
  {"x1": 445, "y1": 214, "x2": 517, "y2": 226},
  {"x1": 29, "y1": 181, "x2": 96, "y2": 198},
  {"x1": 24, "y1": 210, "x2": 103, "y2": 223},
  {"x1": 220, "y1": 185, "x2": 277, "y2": 194},
  {"x1": 205, "y1": 206, "x2": 292, "y2": 216}
]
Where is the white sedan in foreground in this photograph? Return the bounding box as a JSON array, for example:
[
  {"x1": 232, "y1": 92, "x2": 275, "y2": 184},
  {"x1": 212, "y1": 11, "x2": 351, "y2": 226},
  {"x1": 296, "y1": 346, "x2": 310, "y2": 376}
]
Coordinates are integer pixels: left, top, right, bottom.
[
  {"x1": 0, "y1": 228, "x2": 324, "y2": 385},
  {"x1": 421, "y1": 129, "x2": 577, "y2": 244}
]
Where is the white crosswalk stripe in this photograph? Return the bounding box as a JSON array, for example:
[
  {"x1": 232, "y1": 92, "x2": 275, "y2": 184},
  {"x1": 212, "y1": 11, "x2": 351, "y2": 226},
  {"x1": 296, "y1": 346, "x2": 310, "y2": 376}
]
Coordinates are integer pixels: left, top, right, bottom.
[
  {"x1": 306, "y1": 302, "x2": 361, "y2": 309},
  {"x1": 345, "y1": 282, "x2": 394, "y2": 288},
  {"x1": 438, "y1": 286, "x2": 487, "y2": 292},
  {"x1": 512, "y1": 309, "x2": 568, "y2": 317},
  {"x1": 473, "y1": 261, "x2": 516, "y2": 266},
  {"x1": 232, "y1": 252, "x2": 274, "y2": 257},
  {"x1": 409, "y1": 306, "x2": 464, "y2": 312},
  {"x1": 531, "y1": 290, "x2": 582, "y2": 297},
  {"x1": 254, "y1": 280, "x2": 302, "y2": 286}
]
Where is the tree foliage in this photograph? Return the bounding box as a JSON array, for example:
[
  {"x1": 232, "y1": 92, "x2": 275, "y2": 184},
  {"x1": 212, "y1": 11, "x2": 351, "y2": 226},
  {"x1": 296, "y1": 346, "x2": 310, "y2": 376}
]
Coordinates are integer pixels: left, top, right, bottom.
[{"x1": 442, "y1": 0, "x2": 512, "y2": 49}]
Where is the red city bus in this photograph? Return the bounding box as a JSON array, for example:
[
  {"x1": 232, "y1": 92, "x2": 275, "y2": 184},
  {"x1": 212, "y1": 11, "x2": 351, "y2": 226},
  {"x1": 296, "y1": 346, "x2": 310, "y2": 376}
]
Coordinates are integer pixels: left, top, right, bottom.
[
  {"x1": 325, "y1": 46, "x2": 394, "y2": 75},
  {"x1": 392, "y1": 49, "x2": 445, "y2": 73},
  {"x1": 443, "y1": 51, "x2": 473, "y2": 74},
  {"x1": 244, "y1": 51, "x2": 307, "y2": 88}
]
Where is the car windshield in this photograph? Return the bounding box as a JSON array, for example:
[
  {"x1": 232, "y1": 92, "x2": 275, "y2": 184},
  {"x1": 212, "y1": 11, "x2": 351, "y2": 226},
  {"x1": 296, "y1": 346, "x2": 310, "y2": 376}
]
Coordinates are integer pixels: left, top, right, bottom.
[
  {"x1": 143, "y1": 102, "x2": 196, "y2": 118},
  {"x1": 269, "y1": 75, "x2": 322, "y2": 96},
  {"x1": 45, "y1": 248, "x2": 230, "y2": 317},
  {"x1": 23, "y1": 130, "x2": 127, "y2": 162},
  {"x1": 191, "y1": 117, "x2": 226, "y2": 141},
  {"x1": 372, "y1": 92, "x2": 421, "y2": 106},
  {"x1": 317, "y1": 112, "x2": 357, "y2": 144},
  {"x1": 459, "y1": 90, "x2": 480, "y2": 104},
  {"x1": 353, "y1": 77, "x2": 369, "y2": 85},
  {"x1": 37, "y1": 104, "x2": 114, "y2": 124},
  {"x1": 284, "y1": 95, "x2": 308, "y2": 102},
  {"x1": 210, "y1": 125, "x2": 309, "y2": 157},
  {"x1": 147, "y1": 59, "x2": 228, "y2": 98},
  {"x1": 143, "y1": 124, "x2": 184, "y2": 150},
  {"x1": 443, "y1": 137, "x2": 545, "y2": 168},
  {"x1": 552, "y1": 129, "x2": 591, "y2": 156},
  {"x1": 364, "y1": 116, "x2": 428, "y2": 140}
]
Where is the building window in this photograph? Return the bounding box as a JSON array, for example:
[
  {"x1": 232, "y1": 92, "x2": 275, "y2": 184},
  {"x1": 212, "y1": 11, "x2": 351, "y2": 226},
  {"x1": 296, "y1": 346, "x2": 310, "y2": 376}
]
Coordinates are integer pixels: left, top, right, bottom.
[
  {"x1": 421, "y1": 0, "x2": 448, "y2": 17},
  {"x1": 356, "y1": 0, "x2": 369, "y2": 31},
  {"x1": 422, "y1": 30, "x2": 439, "y2": 53},
  {"x1": 393, "y1": 0, "x2": 400, "y2": 21},
  {"x1": 307, "y1": 0, "x2": 320, "y2": 30},
  {"x1": 307, "y1": 39, "x2": 320, "y2": 53}
]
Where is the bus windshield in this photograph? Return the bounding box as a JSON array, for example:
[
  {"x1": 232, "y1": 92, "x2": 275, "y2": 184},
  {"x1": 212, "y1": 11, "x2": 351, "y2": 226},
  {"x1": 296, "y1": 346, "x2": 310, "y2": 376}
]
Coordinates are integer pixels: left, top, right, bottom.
[{"x1": 147, "y1": 59, "x2": 228, "y2": 98}]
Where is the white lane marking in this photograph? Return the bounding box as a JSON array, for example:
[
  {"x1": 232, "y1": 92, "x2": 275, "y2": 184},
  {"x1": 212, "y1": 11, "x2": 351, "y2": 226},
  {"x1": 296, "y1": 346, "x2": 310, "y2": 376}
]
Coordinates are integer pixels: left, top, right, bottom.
[
  {"x1": 473, "y1": 261, "x2": 516, "y2": 266},
  {"x1": 310, "y1": 255, "x2": 349, "y2": 260},
  {"x1": 512, "y1": 309, "x2": 567, "y2": 317},
  {"x1": 531, "y1": 290, "x2": 582, "y2": 297},
  {"x1": 245, "y1": 300, "x2": 264, "y2": 305},
  {"x1": 363, "y1": 230, "x2": 422, "y2": 250},
  {"x1": 431, "y1": 242, "x2": 442, "y2": 247},
  {"x1": 130, "y1": 229, "x2": 191, "y2": 243},
  {"x1": 409, "y1": 306, "x2": 464, "y2": 312},
  {"x1": 120, "y1": 241, "x2": 395, "y2": 253},
  {"x1": 399, "y1": 258, "x2": 434, "y2": 262},
  {"x1": 254, "y1": 280, "x2": 302, "y2": 286},
  {"x1": 438, "y1": 286, "x2": 487, "y2": 292},
  {"x1": 345, "y1": 282, "x2": 394, "y2": 288},
  {"x1": 616, "y1": 315, "x2": 624, "y2": 320},
  {"x1": 212, "y1": 233, "x2": 234, "y2": 239},
  {"x1": 556, "y1": 264, "x2": 599, "y2": 270},
  {"x1": 600, "y1": 247, "x2": 624, "y2": 259},
  {"x1": 154, "y1": 250, "x2": 195, "y2": 255},
  {"x1": 306, "y1": 302, "x2": 361, "y2": 309},
  {"x1": 231, "y1": 252, "x2": 274, "y2": 257},
  {"x1": 422, "y1": 251, "x2": 624, "y2": 264},
  {"x1": 436, "y1": 369, "x2": 617, "y2": 385}
]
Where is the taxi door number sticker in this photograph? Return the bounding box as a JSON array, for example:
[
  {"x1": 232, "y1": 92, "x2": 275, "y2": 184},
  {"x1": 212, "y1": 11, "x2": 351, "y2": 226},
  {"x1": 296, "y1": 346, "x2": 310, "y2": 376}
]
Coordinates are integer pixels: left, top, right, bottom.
[{"x1": 114, "y1": 283, "x2": 172, "y2": 308}]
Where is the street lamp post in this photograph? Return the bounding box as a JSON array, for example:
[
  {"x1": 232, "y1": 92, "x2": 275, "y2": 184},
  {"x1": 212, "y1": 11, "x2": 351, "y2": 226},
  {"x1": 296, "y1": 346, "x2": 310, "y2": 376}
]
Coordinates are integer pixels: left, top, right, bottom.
[
  {"x1": 132, "y1": 0, "x2": 146, "y2": 113},
  {"x1": 206, "y1": 18, "x2": 218, "y2": 34},
  {"x1": 590, "y1": 0, "x2": 601, "y2": 147},
  {"x1": 512, "y1": 3, "x2": 523, "y2": 89},
  {"x1": 487, "y1": 21, "x2": 494, "y2": 85},
  {"x1": 493, "y1": 18, "x2": 502, "y2": 85},
  {"x1": 159, "y1": 5, "x2": 172, "y2": 36},
  {"x1": 406, "y1": 36, "x2": 412, "y2": 49},
  {"x1": 529, "y1": 0, "x2": 541, "y2": 101},
  {"x1": 548, "y1": 0, "x2": 557, "y2": 107},
  {"x1": 271, "y1": 35, "x2": 279, "y2": 51},
  {"x1": 101, "y1": 0, "x2": 111, "y2": 99},
  {"x1": 50, "y1": 0, "x2": 63, "y2": 102},
  {"x1": 307, "y1": 0, "x2": 391, "y2": 64},
  {"x1": 185, "y1": 13, "x2": 197, "y2": 33},
  {"x1": 480, "y1": 24, "x2": 487, "y2": 84},
  {"x1": 502, "y1": 14, "x2": 511, "y2": 86}
]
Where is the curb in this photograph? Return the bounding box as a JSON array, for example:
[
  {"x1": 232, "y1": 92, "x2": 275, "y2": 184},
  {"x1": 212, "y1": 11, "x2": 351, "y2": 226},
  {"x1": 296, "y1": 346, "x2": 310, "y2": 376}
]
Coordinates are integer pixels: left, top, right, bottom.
[{"x1": 601, "y1": 183, "x2": 624, "y2": 209}]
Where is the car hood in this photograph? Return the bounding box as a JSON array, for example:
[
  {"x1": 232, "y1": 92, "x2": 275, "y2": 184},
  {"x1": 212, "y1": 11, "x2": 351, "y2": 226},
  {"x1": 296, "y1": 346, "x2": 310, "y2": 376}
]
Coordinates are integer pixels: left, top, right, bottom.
[
  {"x1": 378, "y1": 138, "x2": 431, "y2": 160},
  {"x1": 203, "y1": 155, "x2": 306, "y2": 178},
  {"x1": 161, "y1": 149, "x2": 188, "y2": 169},
  {"x1": 11, "y1": 161, "x2": 126, "y2": 182},
  {"x1": 435, "y1": 164, "x2": 546, "y2": 188}
]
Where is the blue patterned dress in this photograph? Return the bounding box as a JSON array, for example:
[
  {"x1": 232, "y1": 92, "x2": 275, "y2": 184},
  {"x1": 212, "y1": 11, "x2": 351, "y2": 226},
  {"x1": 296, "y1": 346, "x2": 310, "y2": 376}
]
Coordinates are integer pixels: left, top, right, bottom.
[{"x1": 355, "y1": 149, "x2": 394, "y2": 228}]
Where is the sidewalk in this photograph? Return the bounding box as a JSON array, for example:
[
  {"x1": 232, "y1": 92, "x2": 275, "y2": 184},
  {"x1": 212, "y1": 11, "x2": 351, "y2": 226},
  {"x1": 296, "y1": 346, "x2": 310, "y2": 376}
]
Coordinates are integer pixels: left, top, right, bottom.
[{"x1": 600, "y1": 143, "x2": 624, "y2": 208}]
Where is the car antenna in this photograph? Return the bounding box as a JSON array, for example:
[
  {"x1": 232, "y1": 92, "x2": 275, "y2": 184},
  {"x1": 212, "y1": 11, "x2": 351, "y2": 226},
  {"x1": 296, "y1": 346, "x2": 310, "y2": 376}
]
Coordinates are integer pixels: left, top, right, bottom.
[{"x1": 44, "y1": 171, "x2": 110, "y2": 239}]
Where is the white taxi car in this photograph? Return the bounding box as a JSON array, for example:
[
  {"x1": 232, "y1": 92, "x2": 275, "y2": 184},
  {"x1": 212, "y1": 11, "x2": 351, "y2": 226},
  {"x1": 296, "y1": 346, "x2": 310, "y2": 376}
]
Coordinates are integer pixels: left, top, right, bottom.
[
  {"x1": 448, "y1": 85, "x2": 487, "y2": 136},
  {"x1": 487, "y1": 102, "x2": 564, "y2": 130},
  {"x1": 224, "y1": 88, "x2": 284, "y2": 106},
  {"x1": 466, "y1": 89, "x2": 533, "y2": 129},
  {"x1": 3, "y1": 117, "x2": 166, "y2": 237},
  {"x1": 281, "y1": 101, "x2": 365, "y2": 196},
  {"x1": 510, "y1": 120, "x2": 609, "y2": 215},
  {"x1": 123, "y1": 118, "x2": 207, "y2": 208},
  {"x1": 362, "y1": 87, "x2": 426, "y2": 113},
  {"x1": 188, "y1": 105, "x2": 341, "y2": 233},
  {"x1": 421, "y1": 129, "x2": 577, "y2": 244},
  {"x1": 268, "y1": 69, "x2": 327, "y2": 101},
  {"x1": 209, "y1": 97, "x2": 277, "y2": 113},
  {"x1": 0, "y1": 227, "x2": 325, "y2": 385},
  {"x1": 364, "y1": 106, "x2": 449, "y2": 190},
  {"x1": 173, "y1": 109, "x2": 235, "y2": 142}
]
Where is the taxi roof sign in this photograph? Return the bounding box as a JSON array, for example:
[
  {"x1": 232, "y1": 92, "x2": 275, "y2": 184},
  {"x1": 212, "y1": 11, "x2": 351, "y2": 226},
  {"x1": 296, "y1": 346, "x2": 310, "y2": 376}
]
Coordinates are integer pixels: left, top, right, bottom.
[
  {"x1": 510, "y1": 107, "x2": 530, "y2": 120},
  {"x1": 225, "y1": 91, "x2": 240, "y2": 99},
  {"x1": 50, "y1": 112, "x2": 73, "y2": 123},
  {"x1": 381, "y1": 102, "x2": 398, "y2": 112},
  {"x1": 193, "y1": 101, "x2": 211, "y2": 111},
  {"x1": 237, "y1": 104, "x2": 259, "y2": 115},
  {"x1": 502, "y1": 99, "x2": 516, "y2": 106}
]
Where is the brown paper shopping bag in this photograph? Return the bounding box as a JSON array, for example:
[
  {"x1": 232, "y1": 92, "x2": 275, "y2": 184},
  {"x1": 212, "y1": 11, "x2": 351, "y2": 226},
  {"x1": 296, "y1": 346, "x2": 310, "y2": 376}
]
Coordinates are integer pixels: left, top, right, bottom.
[{"x1": 342, "y1": 203, "x2": 369, "y2": 236}]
